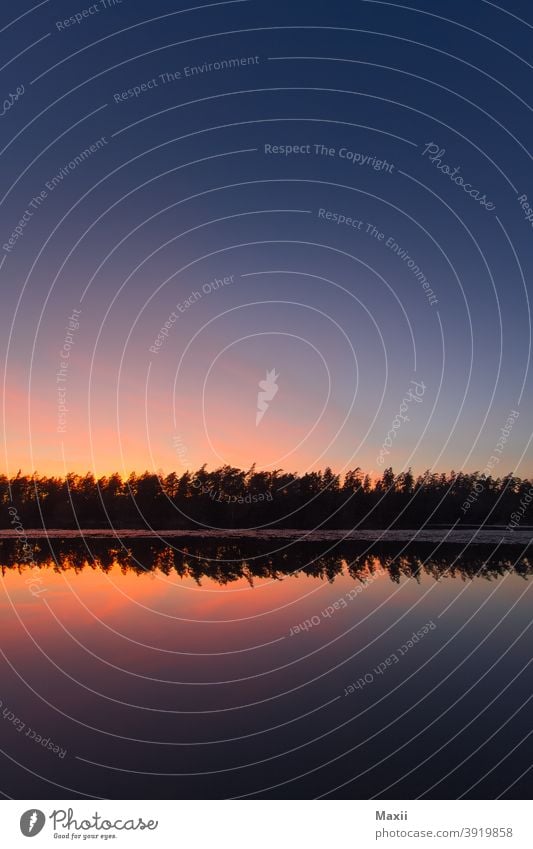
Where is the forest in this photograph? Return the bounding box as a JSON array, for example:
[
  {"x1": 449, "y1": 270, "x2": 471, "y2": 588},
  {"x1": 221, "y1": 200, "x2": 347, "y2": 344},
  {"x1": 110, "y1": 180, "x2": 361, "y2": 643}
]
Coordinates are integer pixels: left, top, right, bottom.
[{"x1": 1, "y1": 464, "x2": 531, "y2": 530}]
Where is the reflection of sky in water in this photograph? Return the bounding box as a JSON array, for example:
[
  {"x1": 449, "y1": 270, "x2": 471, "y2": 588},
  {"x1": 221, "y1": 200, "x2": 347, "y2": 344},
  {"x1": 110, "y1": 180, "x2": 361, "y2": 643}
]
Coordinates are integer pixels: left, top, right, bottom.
[
  {"x1": 1, "y1": 544, "x2": 532, "y2": 799},
  {"x1": 1, "y1": 0, "x2": 532, "y2": 803}
]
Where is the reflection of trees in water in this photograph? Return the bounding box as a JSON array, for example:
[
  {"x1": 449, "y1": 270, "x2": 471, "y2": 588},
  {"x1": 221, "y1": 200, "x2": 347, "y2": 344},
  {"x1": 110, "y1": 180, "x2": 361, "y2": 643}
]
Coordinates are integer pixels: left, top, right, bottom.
[{"x1": 0, "y1": 538, "x2": 530, "y2": 585}]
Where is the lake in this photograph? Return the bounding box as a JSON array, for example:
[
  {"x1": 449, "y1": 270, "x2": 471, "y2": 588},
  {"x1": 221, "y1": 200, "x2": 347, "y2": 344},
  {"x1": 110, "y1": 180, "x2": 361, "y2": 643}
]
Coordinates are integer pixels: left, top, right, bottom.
[{"x1": 0, "y1": 533, "x2": 532, "y2": 799}]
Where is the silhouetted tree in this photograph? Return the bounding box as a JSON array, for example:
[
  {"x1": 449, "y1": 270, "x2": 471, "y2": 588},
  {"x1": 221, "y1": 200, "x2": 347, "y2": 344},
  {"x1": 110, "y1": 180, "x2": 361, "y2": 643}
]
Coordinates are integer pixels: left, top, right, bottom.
[{"x1": 1, "y1": 466, "x2": 531, "y2": 531}]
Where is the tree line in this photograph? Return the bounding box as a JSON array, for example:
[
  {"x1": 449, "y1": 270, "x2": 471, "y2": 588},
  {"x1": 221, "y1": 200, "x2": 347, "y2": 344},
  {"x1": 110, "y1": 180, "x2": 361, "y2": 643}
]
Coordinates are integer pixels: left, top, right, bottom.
[{"x1": 1, "y1": 464, "x2": 532, "y2": 529}]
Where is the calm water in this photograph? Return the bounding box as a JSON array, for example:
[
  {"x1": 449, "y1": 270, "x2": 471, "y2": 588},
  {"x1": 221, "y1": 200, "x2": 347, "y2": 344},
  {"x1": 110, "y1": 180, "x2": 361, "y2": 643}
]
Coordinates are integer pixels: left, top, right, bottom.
[{"x1": 0, "y1": 536, "x2": 532, "y2": 799}]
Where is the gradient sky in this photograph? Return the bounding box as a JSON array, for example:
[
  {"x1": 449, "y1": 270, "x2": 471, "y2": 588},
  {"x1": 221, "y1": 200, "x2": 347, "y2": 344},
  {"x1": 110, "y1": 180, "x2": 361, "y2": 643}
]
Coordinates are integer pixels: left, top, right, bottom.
[{"x1": 1, "y1": 0, "x2": 532, "y2": 478}]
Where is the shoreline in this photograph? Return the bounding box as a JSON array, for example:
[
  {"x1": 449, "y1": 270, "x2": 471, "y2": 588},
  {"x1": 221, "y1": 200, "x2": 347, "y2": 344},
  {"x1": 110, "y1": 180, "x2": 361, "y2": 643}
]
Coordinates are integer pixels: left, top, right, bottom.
[{"x1": 0, "y1": 527, "x2": 531, "y2": 545}]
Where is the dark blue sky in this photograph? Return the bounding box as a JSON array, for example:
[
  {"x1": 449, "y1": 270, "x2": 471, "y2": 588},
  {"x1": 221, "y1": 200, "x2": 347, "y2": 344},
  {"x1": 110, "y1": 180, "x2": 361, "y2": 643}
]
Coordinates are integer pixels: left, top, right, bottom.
[{"x1": 1, "y1": 0, "x2": 532, "y2": 477}]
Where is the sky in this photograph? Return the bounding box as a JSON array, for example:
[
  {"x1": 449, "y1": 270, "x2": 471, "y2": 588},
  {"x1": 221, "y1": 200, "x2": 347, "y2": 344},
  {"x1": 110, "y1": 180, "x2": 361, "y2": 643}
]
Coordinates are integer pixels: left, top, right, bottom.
[{"x1": 1, "y1": 0, "x2": 532, "y2": 479}]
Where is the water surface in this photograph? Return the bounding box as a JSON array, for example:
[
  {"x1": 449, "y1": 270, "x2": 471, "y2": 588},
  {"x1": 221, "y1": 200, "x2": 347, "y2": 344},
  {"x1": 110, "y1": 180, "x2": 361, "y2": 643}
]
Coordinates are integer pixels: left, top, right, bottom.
[{"x1": 1, "y1": 536, "x2": 532, "y2": 799}]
